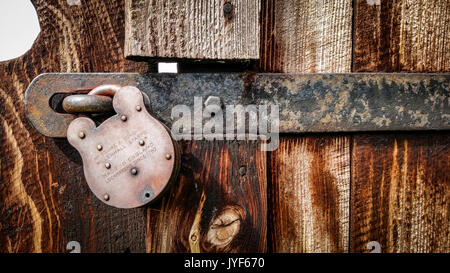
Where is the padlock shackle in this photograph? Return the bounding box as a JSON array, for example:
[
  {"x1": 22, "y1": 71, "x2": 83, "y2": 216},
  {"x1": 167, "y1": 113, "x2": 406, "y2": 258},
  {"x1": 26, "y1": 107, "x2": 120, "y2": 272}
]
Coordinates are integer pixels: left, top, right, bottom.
[
  {"x1": 62, "y1": 84, "x2": 120, "y2": 114},
  {"x1": 87, "y1": 84, "x2": 121, "y2": 96},
  {"x1": 62, "y1": 94, "x2": 114, "y2": 113}
]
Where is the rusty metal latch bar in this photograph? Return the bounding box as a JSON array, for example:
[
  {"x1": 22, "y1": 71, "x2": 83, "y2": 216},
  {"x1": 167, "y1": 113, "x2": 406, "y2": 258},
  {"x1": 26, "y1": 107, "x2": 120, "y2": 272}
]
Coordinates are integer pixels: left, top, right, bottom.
[{"x1": 25, "y1": 73, "x2": 449, "y2": 137}]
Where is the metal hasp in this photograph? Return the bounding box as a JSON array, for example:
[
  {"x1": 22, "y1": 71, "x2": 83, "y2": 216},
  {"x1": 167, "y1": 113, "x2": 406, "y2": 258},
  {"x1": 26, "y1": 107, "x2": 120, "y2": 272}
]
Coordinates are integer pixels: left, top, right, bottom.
[{"x1": 25, "y1": 73, "x2": 450, "y2": 137}]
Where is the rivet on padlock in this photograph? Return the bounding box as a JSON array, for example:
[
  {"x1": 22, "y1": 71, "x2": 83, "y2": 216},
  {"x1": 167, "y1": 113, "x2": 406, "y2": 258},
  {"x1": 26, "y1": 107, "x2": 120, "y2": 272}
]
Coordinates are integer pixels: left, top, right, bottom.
[{"x1": 64, "y1": 85, "x2": 180, "y2": 209}]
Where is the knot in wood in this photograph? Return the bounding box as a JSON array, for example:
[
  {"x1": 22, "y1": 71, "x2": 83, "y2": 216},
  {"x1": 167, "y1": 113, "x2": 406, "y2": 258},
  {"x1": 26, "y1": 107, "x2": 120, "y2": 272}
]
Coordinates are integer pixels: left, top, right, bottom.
[{"x1": 206, "y1": 206, "x2": 244, "y2": 248}]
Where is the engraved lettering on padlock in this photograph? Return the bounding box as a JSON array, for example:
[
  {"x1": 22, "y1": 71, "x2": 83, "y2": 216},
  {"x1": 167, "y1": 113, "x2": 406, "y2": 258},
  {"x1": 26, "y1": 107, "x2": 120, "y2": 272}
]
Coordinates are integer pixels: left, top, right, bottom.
[{"x1": 67, "y1": 86, "x2": 180, "y2": 209}]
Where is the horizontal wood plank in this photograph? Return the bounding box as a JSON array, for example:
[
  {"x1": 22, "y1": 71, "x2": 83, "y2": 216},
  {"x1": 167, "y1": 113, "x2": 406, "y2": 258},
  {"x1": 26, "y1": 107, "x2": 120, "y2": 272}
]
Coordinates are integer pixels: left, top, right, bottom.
[{"x1": 125, "y1": 0, "x2": 260, "y2": 60}]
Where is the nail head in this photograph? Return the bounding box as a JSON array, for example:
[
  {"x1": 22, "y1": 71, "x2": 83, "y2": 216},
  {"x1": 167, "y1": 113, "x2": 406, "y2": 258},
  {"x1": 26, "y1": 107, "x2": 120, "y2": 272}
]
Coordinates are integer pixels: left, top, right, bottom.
[
  {"x1": 223, "y1": 2, "x2": 233, "y2": 15},
  {"x1": 239, "y1": 166, "x2": 246, "y2": 176}
]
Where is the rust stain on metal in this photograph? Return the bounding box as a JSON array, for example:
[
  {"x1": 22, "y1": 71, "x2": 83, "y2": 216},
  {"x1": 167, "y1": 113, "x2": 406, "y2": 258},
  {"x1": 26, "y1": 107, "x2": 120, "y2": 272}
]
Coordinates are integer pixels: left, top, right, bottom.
[{"x1": 25, "y1": 73, "x2": 450, "y2": 136}]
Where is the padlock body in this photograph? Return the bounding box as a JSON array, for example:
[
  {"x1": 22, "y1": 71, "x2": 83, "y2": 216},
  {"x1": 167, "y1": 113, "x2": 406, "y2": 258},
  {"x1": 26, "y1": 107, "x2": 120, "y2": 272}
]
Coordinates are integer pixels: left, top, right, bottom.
[{"x1": 67, "y1": 86, "x2": 179, "y2": 208}]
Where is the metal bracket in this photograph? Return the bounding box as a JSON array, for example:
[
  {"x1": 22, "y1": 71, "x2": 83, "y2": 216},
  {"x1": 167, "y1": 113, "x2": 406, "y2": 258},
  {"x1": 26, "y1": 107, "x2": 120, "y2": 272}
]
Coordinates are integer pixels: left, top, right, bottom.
[{"x1": 25, "y1": 73, "x2": 449, "y2": 137}]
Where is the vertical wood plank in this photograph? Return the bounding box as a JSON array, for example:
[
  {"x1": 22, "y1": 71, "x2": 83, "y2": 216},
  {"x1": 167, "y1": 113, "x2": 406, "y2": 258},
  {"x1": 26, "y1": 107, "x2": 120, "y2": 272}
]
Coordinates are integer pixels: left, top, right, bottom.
[
  {"x1": 269, "y1": 136, "x2": 350, "y2": 252},
  {"x1": 351, "y1": 134, "x2": 449, "y2": 252},
  {"x1": 146, "y1": 140, "x2": 267, "y2": 252},
  {"x1": 261, "y1": 0, "x2": 352, "y2": 252},
  {"x1": 0, "y1": 0, "x2": 150, "y2": 253},
  {"x1": 260, "y1": 0, "x2": 352, "y2": 72},
  {"x1": 353, "y1": 0, "x2": 450, "y2": 72},
  {"x1": 125, "y1": 0, "x2": 260, "y2": 60},
  {"x1": 352, "y1": 0, "x2": 449, "y2": 253}
]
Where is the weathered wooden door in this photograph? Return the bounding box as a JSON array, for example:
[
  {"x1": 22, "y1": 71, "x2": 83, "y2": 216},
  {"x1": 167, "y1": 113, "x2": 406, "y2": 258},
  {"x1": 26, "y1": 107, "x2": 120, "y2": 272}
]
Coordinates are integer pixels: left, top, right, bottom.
[{"x1": 0, "y1": 0, "x2": 448, "y2": 253}]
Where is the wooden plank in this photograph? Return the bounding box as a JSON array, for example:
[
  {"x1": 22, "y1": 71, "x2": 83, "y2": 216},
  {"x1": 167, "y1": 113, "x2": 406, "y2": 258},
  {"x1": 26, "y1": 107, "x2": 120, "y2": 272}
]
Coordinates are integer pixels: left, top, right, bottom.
[
  {"x1": 0, "y1": 0, "x2": 149, "y2": 253},
  {"x1": 353, "y1": 0, "x2": 450, "y2": 72},
  {"x1": 260, "y1": 0, "x2": 352, "y2": 73},
  {"x1": 351, "y1": 0, "x2": 449, "y2": 253},
  {"x1": 261, "y1": 0, "x2": 352, "y2": 252},
  {"x1": 351, "y1": 133, "x2": 449, "y2": 253},
  {"x1": 269, "y1": 136, "x2": 350, "y2": 252},
  {"x1": 146, "y1": 140, "x2": 267, "y2": 252},
  {"x1": 125, "y1": 0, "x2": 260, "y2": 60}
]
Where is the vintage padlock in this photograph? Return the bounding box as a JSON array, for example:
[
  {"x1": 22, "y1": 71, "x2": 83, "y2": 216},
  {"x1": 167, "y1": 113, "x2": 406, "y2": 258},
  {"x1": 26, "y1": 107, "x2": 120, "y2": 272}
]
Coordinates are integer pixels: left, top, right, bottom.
[{"x1": 65, "y1": 85, "x2": 180, "y2": 208}]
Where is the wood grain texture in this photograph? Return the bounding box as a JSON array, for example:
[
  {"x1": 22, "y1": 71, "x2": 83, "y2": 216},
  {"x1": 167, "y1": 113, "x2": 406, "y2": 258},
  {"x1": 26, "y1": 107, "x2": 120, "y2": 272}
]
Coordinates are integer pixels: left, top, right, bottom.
[
  {"x1": 269, "y1": 136, "x2": 350, "y2": 252},
  {"x1": 351, "y1": 0, "x2": 449, "y2": 253},
  {"x1": 146, "y1": 140, "x2": 267, "y2": 253},
  {"x1": 260, "y1": 0, "x2": 352, "y2": 73},
  {"x1": 0, "y1": 0, "x2": 150, "y2": 253},
  {"x1": 261, "y1": 0, "x2": 352, "y2": 252},
  {"x1": 351, "y1": 133, "x2": 449, "y2": 253},
  {"x1": 353, "y1": 0, "x2": 450, "y2": 72},
  {"x1": 125, "y1": 0, "x2": 260, "y2": 60}
]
